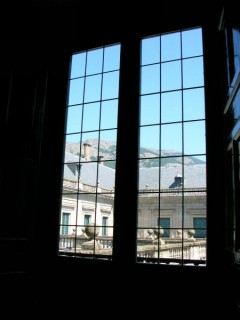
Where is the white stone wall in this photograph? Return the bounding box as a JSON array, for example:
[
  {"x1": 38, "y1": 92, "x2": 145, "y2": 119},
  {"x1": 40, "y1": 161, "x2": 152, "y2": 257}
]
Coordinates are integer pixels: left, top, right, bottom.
[
  {"x1": 137, "y1": 192, "x2": 206, "y2": 238},
  {"x1": 61, "y1": 184, "x2": 206, "y2": 240},
  {"x1": 61, "y1": 192, "x2": 114, "y2": 237}
]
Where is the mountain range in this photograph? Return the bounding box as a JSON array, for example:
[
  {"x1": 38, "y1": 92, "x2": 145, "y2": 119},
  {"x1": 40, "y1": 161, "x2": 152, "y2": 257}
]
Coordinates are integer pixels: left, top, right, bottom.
[{"x1": 65, "y1": 139, "x2": 205, "y2": 168}]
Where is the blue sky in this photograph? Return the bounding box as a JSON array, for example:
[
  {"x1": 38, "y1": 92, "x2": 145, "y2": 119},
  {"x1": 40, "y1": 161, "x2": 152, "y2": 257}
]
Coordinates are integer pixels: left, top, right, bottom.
[{"x1": 65, "y1": 27, "x2": 206, "y2": 160}]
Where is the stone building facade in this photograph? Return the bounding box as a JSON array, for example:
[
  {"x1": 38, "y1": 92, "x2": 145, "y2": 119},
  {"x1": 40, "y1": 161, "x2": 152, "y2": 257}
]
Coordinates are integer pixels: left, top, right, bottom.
[{"x1": 59, "y1": 148, "x2": 206, "y2": 250}]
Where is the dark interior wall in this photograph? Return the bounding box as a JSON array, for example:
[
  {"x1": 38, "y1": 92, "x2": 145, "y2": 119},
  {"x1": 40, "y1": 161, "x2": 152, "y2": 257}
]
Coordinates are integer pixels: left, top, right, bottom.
[
  {"x1": 1, "y1": 0, "x2": 240, "y2": 315},
  {"x1": 221, "y1": 2, "x2": 240, "y2": 312}
]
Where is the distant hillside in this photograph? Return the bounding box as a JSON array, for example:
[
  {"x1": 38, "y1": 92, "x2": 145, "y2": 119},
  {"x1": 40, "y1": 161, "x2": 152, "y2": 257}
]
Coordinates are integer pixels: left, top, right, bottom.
[{"x1": 65, "y1": 139, "x2": 205, "y2": 168}]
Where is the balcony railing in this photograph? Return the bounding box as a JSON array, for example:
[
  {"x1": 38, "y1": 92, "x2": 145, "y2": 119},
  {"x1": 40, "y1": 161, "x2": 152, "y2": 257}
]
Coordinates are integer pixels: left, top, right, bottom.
[{"x1": 59, "y1": 234, "x2": 206, "y2": 263}]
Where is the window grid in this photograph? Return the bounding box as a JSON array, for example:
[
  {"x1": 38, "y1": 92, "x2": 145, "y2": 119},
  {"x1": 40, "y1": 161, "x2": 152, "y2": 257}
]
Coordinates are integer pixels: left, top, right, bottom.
[
  {"x1": 137, "y1": 27, "x2": 207, "y2": 266},
  {"x1": 59, "y1": 43, "x2": 121, "y2": 259},
  {"x1": 58, "y1": 29, "x2": 207, "y2": 266}
]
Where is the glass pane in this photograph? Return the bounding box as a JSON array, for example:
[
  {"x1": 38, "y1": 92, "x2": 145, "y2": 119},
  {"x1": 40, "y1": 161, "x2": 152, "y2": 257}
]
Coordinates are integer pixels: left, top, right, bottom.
[
  {"x1": 183, "y1": 163, "x2": 206, "y2": 188},
  {"x1": 182, "y1": 28, "x2": 203, "y2": 58},
  {"x1": 139, "y1": 157, "x2": 160, "y2": 169},
  {"x1": 184, "y1": 153, "x2": 206, "y2": 165},
  {"x1": 160, "y1": 155, "x2": 183, "y2": 167},
  {"x1": 64, "y1": 134, "x2": 81, "y2": 158},
  {"x1": 141, "y1": 36, "x2": 160, "y2": 65},
  {"x1": 84, "y1": 75, "x2": 102, "y2": 103},
  {"x1": 59, "y1": 227, "x2": 76, "y2": 250},
  {"x1": 104, "y1": 44, "x2": 121, "y2": 72},
  {"x1": 60, "y1": 196, "x2": 77, "y2": 222},
  {"x1": 161, "y1": 61, "x2": 181, "y2": 91},
  {"x1": 81, "y1": 132, "x2": 99, "y2": 159},
  {"x1": 100, "y1": 100, "x2": 118, "y2": 129},
  {"x1": 66, "y1": 105, "x2": 82, "y2": 134},
  {"x1": 139, "y1": 145, "x2": 159, "y2": 159},
  {"x1": 64, "y1": 148, "x2": 80, "y2": 164},
  {"x1": 184, "y1": 120, "x2": 206, "y2": 155},
  {"x1": 101, "y1": 159, "x2": 116, "y2": 171},
  {"x1": 161, "y1": 31, "x2": 181, "y2": 61},
  {"x1": 99, "y1": 232, "x2": 113, "y2": 254},
  {"x1": 139, "y1": 125, "x2": 160, "y2": 156},
  {"x1": 138, "y1": 160, "x2": 160, "y2": 191},
  {"x1": 140, "y1": 94, "x2": 160, "y2": 126},
  {"x1": 75, "y1": 199, "x2": 113, "y2": 255},
  {"x1": 183, "y1": 237, "x2": 206, "y2": 262},
  {"x1": 102, "y1": 71, "x2": 119, "y2": 100},
  {"x1": 137, "y1": 227, "x2": 166, "y2": 253},
  {"x1": 98, "y1": 162, "x2": 116, "y2": 191},
  {"x1": 66, "y1": 133, "x2": 81, "y2": 144},
  {"x1": 183, "y1": 88, "x2": 205, "y2": 121},
  {"x1": 68, "y1": 78, "x2": 84, "y2": 105},
  {"x1": 141, "y1": 65, "x2": 160, "y2": 94},
  {"x1": 62, "y1": 163, "x2": 78, "y2": 190},
  {"x1": 76, "y1": 227, "x2": 100, "y2": 253},
  {"x1": 62, "y1": 166, "x2": 79, "y2": 193},
  {"x1": 80, "y1": 162, "x2": 98, "y2": 192},
  {"x1": 161, "y1": 123, "x2": 182, "y2": 153},
  {"x1": 183, "y1": 57, "x2": 204, "y2": 88},
  {"x1": 99, "y1": 226, "x2": 114, "y2": 251},
  {"x1": 138, "y1": 194, "x2": 159, "y2": 228},
  {"x1": 78, "y1": 194, "x2": 97, "y2": 223},
  {"x1": 161, "y1": 91, "x2": 182, "y2": 123},
  {"x1": 82, "y1": 102, "x2": 100, "y2": 132},
  {"x1": 99, "y1": 129, "x2": 117, "y2": 159},
  {"x1": 86, "y1": 48, "x2": 103, "y2": 75},
  {"x1": 70, "y1": 52, "x2": 86, "y2": 78},
  {"x1": 160, "y1": 199, "x2": 183, "y2": 231},
  {"x1": 160, "y1": 158, "x2": 183, "y2": 189}
]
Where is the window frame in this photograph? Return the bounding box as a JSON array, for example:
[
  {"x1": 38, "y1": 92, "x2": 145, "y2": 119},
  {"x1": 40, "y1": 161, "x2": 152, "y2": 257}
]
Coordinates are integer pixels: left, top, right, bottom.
[{"x1": 56, "y1": 25, "x2": 214, "y2": 269}]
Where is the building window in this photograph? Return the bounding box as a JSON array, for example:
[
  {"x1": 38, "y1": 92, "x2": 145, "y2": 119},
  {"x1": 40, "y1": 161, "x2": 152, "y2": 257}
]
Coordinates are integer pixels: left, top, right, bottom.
[
  {"x1": 102, "y1": 217, "x2": 108, "y2": 236},
  {"x1": 59, "y1": 43, "x2": 120, "y2": 259},
  {"x1": 137, "y1": 27, "x2": 206, "y2": 265},
  {"x1": 193, "y1": 217, "x2": 206, "y2": 238},
  {"x1": 158, "y1": 217, "x2": 170, "y2": 238},
  {"x1": 84, "y1": 214, "x2": 91, "y2": 226},
  {"x1": 61, "y1": 212, "x2": 70, "y2": 235},
  {"x1": 58, "y1": 27, "x2": 207, "y2": 266}
]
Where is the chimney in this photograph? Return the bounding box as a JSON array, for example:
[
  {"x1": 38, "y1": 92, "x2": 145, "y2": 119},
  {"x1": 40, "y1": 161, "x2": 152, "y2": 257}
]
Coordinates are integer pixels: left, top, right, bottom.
[
  {"x1": 98, "y1": 155, "x2": 104, "y2": 165},
  {"x1": 83, "y1": 142, "x2": 91, "y2": 160},
  {"x1": 174, "y1": 173, "x2": 183, "y2": 187}
]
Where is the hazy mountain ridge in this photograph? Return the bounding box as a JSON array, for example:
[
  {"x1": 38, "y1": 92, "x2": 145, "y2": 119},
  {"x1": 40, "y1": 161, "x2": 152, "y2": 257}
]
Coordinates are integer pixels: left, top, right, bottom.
[{"x1": 65, "y1": 139, "x2": 205, "y2": 167}]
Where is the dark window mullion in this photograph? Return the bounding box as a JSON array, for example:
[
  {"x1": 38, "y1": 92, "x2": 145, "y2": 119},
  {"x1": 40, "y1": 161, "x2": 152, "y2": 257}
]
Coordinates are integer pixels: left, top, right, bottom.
[
  {"x1": 158, "y1": 35, "x2": 162, "y2": 262},
  {"x1": 180, "y1": 30, "x2": 184, "y2": 264},
  {"x1": 113, "y1": 36, "x2": 140, "y2": 264}
]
